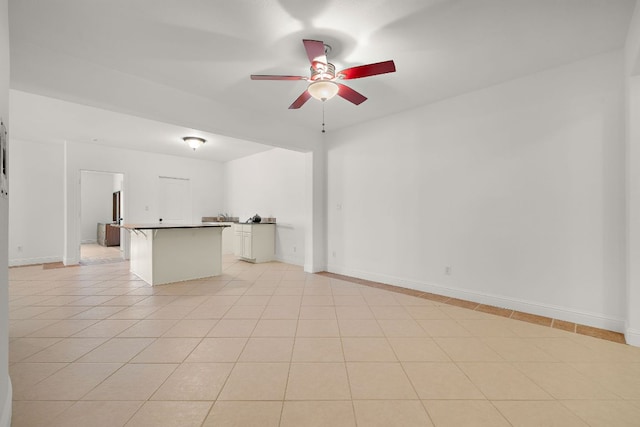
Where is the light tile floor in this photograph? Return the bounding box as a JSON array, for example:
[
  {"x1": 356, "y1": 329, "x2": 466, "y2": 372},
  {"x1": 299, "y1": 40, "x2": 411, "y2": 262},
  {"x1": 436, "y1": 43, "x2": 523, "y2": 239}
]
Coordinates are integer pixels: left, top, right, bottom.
[
  {"x1": 8, "y1": 256, "x2": 640, "y2": 426},
  {"x1": 80, "y1": 243, "x2": 122, "y2": 265}
]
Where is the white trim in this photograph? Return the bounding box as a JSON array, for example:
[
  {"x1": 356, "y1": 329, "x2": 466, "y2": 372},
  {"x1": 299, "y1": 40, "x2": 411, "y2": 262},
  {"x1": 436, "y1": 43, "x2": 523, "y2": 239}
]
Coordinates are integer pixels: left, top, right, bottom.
[
  {"x1": 275, "y1": 255, "x2": 304, "y2": 266},
  {"x1": 327, "y1": 264, "x2": 626, "y2": 333},
  {"x1": 625, "y1": 327, "x2": 640, "y2": 347},
  {"x1": 8, "y1": 255, "x2": 62, "y2": 267},
  {"x1": 305, "y1": 263, "x2": 327, "y2": 274},
  {"x1": 63, "y1": 256, "x2": 79, "y2": 266},
  {"x1": 0, "y1": 378, "x2": 12, "y2": 427},
  {"x1": 81, "y1": 239, "x2": 97, "y2": 244}
]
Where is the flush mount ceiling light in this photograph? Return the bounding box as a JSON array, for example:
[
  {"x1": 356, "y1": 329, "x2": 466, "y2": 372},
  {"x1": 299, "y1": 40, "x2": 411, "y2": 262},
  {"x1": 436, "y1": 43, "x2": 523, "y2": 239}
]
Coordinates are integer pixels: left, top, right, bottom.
[{"x1": 183, "y1": 136, "x2": 206, "y2": 151}]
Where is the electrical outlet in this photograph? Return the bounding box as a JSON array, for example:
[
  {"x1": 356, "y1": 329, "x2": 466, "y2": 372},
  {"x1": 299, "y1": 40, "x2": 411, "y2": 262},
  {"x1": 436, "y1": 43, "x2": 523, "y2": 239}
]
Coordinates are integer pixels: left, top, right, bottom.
[
  {"x1": 445, "y1": 266, "x2": 452, "y2": 275},
  {"x1": 145, "y1": 205, "x2": 149, "y2": 211},
  {"x1": 336, "y1": 203, "x2": 342, "y2": 211},
  {"x1": 293, "y1": 246, "x2": 297, "y2": 253},
  {"x1": 332, "y1": 251, "x2": 336, "y2": 257},
  {"x1": 17, "y1": 245, "x2": 22, "y2": 252}
]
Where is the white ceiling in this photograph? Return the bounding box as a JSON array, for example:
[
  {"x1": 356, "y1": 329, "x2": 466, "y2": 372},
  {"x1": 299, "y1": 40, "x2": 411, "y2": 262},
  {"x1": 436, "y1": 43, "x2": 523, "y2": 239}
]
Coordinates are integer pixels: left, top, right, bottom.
[
  {"x1": 7, "y1": 0, "x2": 637, "y2": 160},
  {"x1": 10, "y1": 91, "x2": 273, "y2": 162}
]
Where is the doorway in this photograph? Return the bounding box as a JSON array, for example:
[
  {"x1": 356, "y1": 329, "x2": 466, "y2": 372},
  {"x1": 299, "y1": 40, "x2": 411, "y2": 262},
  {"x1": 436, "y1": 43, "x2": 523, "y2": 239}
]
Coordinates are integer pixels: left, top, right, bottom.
[{"x1": 80, "y1": 170, "x2": 125, "y2": 264}]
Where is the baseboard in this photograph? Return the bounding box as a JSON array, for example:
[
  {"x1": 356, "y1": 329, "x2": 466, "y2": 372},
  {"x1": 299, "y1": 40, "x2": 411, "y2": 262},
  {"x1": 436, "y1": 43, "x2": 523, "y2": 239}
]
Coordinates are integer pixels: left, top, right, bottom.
[
  {"x1": 81, "y1": 239, "x2": 97, "y2": 244},
  {"x1": 327, "y1": 264, "x2": 625, "y2": 333},
  {"x1": 63, "y1": 256, "x2": 79, "y2": 266},
  {"x1": 305, "y1": 263, "x2": 327, "y2": 274},
  {"x1": 625, "y1": 327, "x2": 640, "y2": 347},
  {"x1": 0, "y1": 378, "x2": 12, "y2": 427},
  {"x1": 9, "y1": 255, "x2": 62, "y2": 267},
  {"x1": 275, "y1": 255, "x2": 304, "y2": 267}
]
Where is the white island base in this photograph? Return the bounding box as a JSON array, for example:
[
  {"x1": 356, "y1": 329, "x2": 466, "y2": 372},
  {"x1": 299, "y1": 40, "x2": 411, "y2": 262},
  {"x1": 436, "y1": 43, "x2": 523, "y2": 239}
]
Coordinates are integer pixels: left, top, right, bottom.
[{"x1": 127, "y1": 225, "x2": 228, "y2": 286}]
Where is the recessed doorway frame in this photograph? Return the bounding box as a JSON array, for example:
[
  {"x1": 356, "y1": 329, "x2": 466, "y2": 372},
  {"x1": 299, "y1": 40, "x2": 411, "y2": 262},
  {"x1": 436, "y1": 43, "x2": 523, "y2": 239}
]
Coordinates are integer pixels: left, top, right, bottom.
[{"x1": 78, "y1": 169, "x2": 127, "y2": 264}]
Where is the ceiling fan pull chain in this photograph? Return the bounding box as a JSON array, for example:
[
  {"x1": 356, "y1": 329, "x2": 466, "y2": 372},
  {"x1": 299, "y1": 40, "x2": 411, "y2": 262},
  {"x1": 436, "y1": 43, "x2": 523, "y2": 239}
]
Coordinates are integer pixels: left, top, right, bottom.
[{"x1": 322, "y1": 102, "x2": 326, "y2": 133}]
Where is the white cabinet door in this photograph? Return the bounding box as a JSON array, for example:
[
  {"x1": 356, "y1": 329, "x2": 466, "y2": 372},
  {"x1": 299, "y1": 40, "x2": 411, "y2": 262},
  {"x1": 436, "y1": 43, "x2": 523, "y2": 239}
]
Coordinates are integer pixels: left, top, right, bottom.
[
  {"x1": 233, "y1": 231, "x2": 243, "y2": 257},
  {"x1": 233, "y1": 224, "x2": 274, "y2": 263},
  {"x1": 243, "y1": 233, "x2": 253, "y2": 258}
]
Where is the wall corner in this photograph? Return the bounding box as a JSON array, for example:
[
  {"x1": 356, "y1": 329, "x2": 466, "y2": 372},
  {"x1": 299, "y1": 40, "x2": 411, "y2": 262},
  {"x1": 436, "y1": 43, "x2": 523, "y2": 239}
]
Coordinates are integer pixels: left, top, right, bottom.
[{"x1": 0, "y1": 378, "x2": 10, "y2": 427}]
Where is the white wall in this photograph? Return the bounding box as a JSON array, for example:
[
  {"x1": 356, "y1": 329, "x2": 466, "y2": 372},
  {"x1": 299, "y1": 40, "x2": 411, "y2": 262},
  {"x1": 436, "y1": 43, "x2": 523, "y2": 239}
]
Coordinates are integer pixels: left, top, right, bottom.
[
  {"x1": 8, "y1": 139, "x2": 64, "y2": 265},
  {"x1": 80, "y1": 171, "x2": 115, "y2": 243},
  {"x1": 625, "y1": 3, "x2": 640, "y2": 346},
  {"x1": 626, "y1": 75, "x2": 640, "y2": 346},
  {"x1": 327, "y1": 50, "x2": 626, "y2": 332},
  {"x1": 224, "y1": 148, "x2": 306, "y2": 265},
  {"x1": 0, "y1": 1, "x2": 10, "y2": 424}
]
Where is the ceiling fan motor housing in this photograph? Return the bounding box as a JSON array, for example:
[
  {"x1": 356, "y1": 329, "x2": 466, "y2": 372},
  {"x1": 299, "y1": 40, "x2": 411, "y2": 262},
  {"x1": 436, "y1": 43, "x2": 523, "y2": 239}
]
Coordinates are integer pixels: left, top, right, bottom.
[{"x1": 310, "y1": 62, "x2": 336, "y2": 81}]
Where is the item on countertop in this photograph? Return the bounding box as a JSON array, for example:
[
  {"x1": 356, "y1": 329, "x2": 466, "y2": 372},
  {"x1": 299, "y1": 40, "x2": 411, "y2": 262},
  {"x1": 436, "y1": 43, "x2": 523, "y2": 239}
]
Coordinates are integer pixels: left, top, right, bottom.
[{"x1": 251, "y1": 214, "x2": 262, "y2": 223}]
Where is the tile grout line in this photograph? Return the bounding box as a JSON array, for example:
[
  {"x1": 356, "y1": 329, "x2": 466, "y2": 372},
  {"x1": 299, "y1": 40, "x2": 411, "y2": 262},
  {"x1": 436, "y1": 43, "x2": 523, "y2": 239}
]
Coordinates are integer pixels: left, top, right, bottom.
[
  {"x1": 332, "y1": 281, "x2": 361, "y2": 426},
  {"x1": 279, "y1": 269, "x2": 302, "y2": 426}
]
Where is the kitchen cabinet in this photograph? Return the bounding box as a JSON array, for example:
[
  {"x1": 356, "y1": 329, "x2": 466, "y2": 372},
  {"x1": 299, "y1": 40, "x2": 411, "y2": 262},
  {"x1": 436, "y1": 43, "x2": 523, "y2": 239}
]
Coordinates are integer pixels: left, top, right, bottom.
[
  {"x1": 124, "y1": 223, "x2": 228, "y2": 285},
  {"x1": 233, "y1": 223, "x2": 275, "y2": 263}
]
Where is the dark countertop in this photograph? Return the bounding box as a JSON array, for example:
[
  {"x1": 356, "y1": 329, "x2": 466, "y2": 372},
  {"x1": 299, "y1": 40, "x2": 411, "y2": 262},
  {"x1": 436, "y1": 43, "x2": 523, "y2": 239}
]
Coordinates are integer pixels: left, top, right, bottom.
[
  {"x1": 238, "y1": 222, "x2": 277, "y2": 225},
  {"x1": 202, "y1": 216, "x2": 276, "y2": 224},
  {"x1": 201, "y1": 217, "x2": 240, "y2": 223},
  {"x1": 120, "y1": 223, "x2": 231, "y2": 230}
]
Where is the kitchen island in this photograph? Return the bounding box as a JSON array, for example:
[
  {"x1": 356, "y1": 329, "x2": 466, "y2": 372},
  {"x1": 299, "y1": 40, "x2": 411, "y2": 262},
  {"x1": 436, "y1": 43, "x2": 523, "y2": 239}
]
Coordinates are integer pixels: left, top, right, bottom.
[{"x1": 121, "y1": 223, "x2": 230, "y2": 286}]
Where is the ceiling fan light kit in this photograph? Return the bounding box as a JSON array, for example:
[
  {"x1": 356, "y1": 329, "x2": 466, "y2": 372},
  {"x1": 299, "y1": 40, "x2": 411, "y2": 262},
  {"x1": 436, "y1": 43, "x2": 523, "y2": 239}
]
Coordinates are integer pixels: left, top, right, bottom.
[
  {"x1": 308, "y1": 80, "x2": 339, "y2": 101},
  {"x1": 250, "y1": 39, "x2": 396, "y2": 110}
]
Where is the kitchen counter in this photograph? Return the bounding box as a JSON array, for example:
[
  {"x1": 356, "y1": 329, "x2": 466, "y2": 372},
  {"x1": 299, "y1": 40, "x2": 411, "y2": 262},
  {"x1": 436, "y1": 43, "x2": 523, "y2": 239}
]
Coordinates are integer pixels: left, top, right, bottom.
[
  {"x1": 122, "y1": 223, "x2": 230, "y2": 230},
  {"x1": 201, "y1": 216, "x2": 277, "y2": 224},
  {"x1": 122, "y1": 223, "x2": 229, "y2": 285},
  {"x1": 202, "y1": 216, "x2": 240, "y2": 223},
  {"x1": 218, "y1": 221, "x2": 277, "y2": 225}
]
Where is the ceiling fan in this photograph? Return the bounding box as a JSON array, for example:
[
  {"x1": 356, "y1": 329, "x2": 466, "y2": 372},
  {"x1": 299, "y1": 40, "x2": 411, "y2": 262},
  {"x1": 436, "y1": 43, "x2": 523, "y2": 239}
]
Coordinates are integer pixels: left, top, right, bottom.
[{"x1": 251, "y1": 39, "x2": 396, "y2": 109}]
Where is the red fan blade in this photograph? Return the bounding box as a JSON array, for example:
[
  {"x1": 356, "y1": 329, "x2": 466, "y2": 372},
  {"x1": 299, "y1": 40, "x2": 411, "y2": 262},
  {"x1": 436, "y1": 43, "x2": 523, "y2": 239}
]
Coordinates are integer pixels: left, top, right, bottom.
[
  {"x1": 251, "y1": 75, "x2": 306, "y2": 81},
  {"x1": 337, "y1": 83, "x2": 367, "y2": 105},
  {"x1": 338, "y1": 60, "x2": 396, "y2": 80},
  {"x1": 289, "y1": 90, "x2": 312, "y2": 109},
  {"x1": 303, "y1": 39, "x2": 327, "y2": 66}
]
